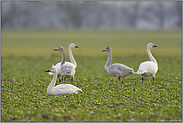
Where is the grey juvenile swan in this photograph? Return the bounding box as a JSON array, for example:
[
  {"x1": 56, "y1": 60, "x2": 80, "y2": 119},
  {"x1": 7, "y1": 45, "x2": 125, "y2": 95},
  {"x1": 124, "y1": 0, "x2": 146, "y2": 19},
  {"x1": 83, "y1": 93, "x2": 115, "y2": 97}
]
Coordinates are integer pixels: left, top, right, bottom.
[
  {"x1": 102, "y1": 47, "x2": 135, "y2": 82},
  {"x1": 46, "y1": 46, "x2": 66, "y2": 82}
]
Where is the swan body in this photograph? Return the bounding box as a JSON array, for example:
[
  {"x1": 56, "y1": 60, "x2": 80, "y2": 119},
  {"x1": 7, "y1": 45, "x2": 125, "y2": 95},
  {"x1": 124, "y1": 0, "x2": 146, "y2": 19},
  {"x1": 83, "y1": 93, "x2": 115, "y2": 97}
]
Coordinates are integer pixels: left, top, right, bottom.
[
  {"x1": 102, "y1": 47, "x2": 135, "y2": 82},
  {"x1": 136, "y1": 43, "x2": 158, "y2": 85},
  {"x1": 55, "y1": 43, "x2": 79, "y2": 82},
  {"x1": 45, "y1": 65, "x2": 83, "y2": 95},
  {"x1": 106, "y1": 63, "x2": 135, "y2": 78},
  {"x1": 61, "y1": 62, "x2": 76, "y2": 78}
]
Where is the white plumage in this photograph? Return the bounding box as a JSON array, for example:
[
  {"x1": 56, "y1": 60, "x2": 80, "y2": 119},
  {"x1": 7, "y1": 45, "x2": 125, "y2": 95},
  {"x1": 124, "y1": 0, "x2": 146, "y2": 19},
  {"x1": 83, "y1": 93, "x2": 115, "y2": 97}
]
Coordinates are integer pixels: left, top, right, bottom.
[
  {"x1": 102, "y1": 47, "x2": 135, "y2": 82},
  {"x1": 136, "y1": 43, "x2": 158, "y2": 85},
  {"x1": 61, "y1": 62, "x2": 76, "y2": 80},
  {"x1": 45, "y1": 65, "x2": 83, "y2": 95}
]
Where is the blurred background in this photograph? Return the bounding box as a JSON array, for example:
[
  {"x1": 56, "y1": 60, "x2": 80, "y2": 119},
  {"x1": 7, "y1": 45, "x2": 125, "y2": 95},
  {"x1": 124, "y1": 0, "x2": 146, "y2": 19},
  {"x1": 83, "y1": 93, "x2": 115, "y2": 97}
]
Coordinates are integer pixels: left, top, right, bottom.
[
  {"x1": 1, "y1": 1, "x2": 182, "y2": 57},
  {"x1": 2, "y1": 1, "x2": 182, "y2": 30}
]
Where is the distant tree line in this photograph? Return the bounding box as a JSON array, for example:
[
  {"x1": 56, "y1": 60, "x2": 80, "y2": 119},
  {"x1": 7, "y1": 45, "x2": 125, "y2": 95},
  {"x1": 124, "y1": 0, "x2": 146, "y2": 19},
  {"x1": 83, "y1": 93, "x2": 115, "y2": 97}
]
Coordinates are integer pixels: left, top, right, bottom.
[{"x1": 2, "y1": 1, "x2": 182, "y2": 29}]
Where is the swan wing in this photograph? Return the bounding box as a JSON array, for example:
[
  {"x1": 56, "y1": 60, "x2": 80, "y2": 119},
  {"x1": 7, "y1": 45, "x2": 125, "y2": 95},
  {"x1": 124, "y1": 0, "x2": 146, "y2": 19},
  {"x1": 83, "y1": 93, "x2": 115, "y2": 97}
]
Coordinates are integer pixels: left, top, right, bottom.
[
  {"x1": 61, "y1": 62, "x2": 75, "y2": 76},
  {"x1": 54, "y1": 84, "x2": 83, "y2": 95}
]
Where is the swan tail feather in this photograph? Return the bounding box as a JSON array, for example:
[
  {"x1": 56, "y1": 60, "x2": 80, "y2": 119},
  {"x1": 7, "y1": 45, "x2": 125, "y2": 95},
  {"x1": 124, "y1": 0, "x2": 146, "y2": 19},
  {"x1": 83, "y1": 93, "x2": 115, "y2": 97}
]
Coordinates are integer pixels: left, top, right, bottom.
[
  {"x1": 136, "y1": 70, "x2": 145, "y2": 75},
  {"x1": 78, "y1": 89, "x2": 83, "y2": 93}
]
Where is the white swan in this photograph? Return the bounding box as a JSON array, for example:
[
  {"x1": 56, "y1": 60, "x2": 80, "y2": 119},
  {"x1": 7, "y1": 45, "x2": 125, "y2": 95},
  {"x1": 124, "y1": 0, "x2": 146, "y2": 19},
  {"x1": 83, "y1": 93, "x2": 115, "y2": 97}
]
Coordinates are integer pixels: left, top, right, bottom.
[
  {"x1": 102, "y1": 47, "x2": 135, "y2": 82},
  {"x1": 136, "y1": 43, "x2": 158, "y2": 85},
  {"x1": 47, "y1": 43, "x2": 79, "y2": 82},
  {"x1": 45, "y1": 65, "x2": 83, "y2": 95},
  {"x1": 55, "y1": 43, "x2": 79, "y2": 82},
  {"x1": 68, "y1": 43, "x2": 78, "y2": 69}
]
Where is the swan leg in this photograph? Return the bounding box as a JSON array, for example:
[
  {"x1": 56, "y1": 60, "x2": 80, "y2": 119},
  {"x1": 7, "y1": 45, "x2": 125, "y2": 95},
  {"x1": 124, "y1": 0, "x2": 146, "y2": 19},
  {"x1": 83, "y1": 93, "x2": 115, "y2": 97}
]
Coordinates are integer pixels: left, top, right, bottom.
[
  {"x1": 142, "y1": 77, "x2": 144, "y2": 85},
  {"x1": 59, "y1": 77, "x2": 61, "y2": 82},
  {"x1": 153, "y1": 77, "x2": 155, "y2": 85},
  {"x1": 118, "y1": 77, "x2": 121, "y2": 82},
  {"x1": 118, "y1": 77, "x2": 120, "y2": 81},
  {"x1": 61, "y1": 76, "x2": 63, "y2": 82},
  {"x1": 64, "y1": 77, "x2": 66, "y2": 82},
  {"x1": 71, "y1": 76, "x2": 74, "y2": 82}
]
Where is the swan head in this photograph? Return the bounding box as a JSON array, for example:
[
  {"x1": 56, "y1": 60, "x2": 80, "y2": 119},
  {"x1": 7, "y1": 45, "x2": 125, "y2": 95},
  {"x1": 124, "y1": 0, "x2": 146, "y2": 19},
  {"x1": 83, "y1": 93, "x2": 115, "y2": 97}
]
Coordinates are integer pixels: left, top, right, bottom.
[
  {"x1": 45, "y1": 65, "x2": 57, "y2": 73},
  {"x1": 54, "y1": 46, "x2": 65, "y2": 52},
  {"x1": 102, "y1": 47, "x2": 111, "y2": 52},
  {"x1": 69, "y1": 43, "x2": 79, "y2": 48},
  {"x1": 147, "y1": 43, "x2": 157, "y2": 49}
]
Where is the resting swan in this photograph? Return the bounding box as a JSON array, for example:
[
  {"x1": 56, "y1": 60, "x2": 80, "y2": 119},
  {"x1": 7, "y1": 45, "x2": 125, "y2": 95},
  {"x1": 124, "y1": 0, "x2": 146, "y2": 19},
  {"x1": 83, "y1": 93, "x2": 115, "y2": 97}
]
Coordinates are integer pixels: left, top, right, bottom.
[
  {"x1": 136, "y1": 43, "x2": 158, "y2": 85},
  {"x1": 45, "y1": 65, "x2": 83, "y2": 95},
  {"x1": 47, "y1": 43, "x2": 79, "y2": 82},
  {"x1": 102, "y1": 47, "x2": 135, "y2": 82},
  {"x1": 55, "y1": 43, "x2": 79, "y2": 82}
]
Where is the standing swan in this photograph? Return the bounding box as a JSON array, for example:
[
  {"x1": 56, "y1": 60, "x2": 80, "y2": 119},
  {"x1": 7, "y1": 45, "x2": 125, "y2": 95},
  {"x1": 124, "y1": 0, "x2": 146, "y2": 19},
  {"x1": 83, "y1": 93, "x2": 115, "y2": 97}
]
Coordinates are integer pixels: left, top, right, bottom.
[
  {"x1": 45, "y1": 65, "x2": 83, "y2": 95},
  {"x1": 55, "y1": 43, "x2": 79, "y2": 82},
  {"x1": 47, "y1": 43, "x2": 79, "y2": 82},
  {"x1": 136, "y1": 43, "x2": 158, "y2": 85},
  {"x1": 53, "y1": 46, "x2": 67, "y2": 82},
  {"x1": 46, "y1": 46, "x2": 66, "y2": 82},
  {"x1": 102, "y1": 47, "x2": 135, "y2": 82}
]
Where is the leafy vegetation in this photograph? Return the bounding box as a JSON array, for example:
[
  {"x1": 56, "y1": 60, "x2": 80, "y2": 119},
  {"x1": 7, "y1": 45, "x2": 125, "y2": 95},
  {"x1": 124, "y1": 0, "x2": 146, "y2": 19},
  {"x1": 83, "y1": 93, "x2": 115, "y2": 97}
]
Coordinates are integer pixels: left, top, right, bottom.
[{"x1": 1, "y1": 30, "x2": 182, "y2": 122}]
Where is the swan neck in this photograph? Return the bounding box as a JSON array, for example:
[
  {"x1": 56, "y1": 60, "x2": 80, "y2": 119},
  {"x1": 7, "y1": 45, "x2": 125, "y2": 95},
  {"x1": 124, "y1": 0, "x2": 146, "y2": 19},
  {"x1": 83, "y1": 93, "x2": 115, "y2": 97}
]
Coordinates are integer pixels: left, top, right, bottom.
[
  {"x1": 47, "y1": 71, "x2": 57, "y2": 94},
  {"x1": 105, "y1": 50, "x2": 112, "y2": 70},
  {"x1": 69, "y1": 46, "x2": 77, "y2": 68},
  {"x1": 147, "y1": 48, "x2": 157, "y2": 63},
  {"x1": 61, "y1": 50, "x2": 66, "y2": 66}
]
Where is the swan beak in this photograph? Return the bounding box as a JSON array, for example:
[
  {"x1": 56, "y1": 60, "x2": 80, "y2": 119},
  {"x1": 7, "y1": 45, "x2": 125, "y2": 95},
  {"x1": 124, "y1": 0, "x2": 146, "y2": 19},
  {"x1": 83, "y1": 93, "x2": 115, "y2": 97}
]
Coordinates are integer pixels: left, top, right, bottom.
[
  {"x1": 102, "y1": 49, "x2": 106, "y2": 52},
  {"x1": 45, "y1": 69, "x2": 51, "y2": 72},
  {"x1": 153, "y1": 45, "x2": 157, "y2": 47},
  {"x1": 74, "y1": 45, "x2": 79, "y2": 48}
]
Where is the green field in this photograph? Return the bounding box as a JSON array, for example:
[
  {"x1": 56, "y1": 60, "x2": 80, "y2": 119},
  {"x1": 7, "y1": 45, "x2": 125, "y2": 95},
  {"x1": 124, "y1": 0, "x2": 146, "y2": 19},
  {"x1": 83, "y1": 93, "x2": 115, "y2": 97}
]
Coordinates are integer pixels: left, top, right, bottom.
[
  {"x1": 1, "y1": 29, "x2": 181, "y2": 57},
  {"x1": 1, "y1": 30, "x2": 182, "y2": 122}
]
